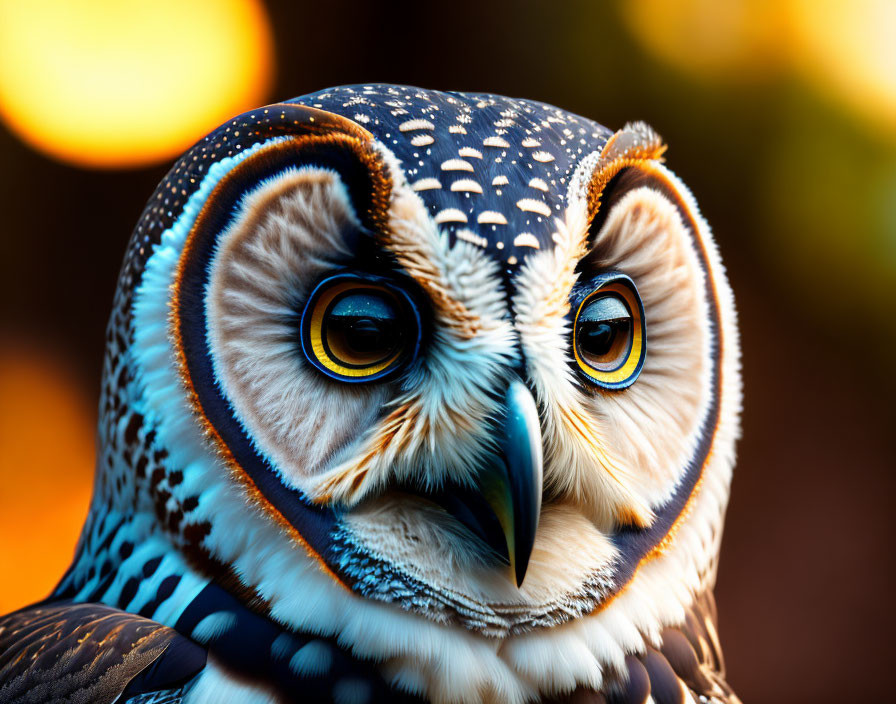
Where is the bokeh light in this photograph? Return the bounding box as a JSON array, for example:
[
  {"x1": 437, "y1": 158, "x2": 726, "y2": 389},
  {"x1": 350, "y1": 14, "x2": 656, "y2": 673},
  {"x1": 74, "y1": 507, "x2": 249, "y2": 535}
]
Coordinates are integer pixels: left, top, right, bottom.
[
  {"x1": 791, "y1": 0, "x2": 896, "y2": 136},
  {"x1": 0, "y1": 0, "x2": 273, "y2": 169},
  {"x1": 620, "y1": 0, "x2": 788, "y2": 80},
  {"x1": 622, "y1": 0, "x2": 896, "y2": 135},
  {"x1": 0, "y1": 343, "x2": 94, "y2": 613}
]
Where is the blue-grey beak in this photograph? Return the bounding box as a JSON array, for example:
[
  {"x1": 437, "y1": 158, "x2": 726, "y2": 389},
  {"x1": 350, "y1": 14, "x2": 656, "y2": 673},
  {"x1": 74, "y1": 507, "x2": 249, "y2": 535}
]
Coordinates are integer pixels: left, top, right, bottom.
[{"x1": 430, "y1": 380, "x2": 544, "y2": 586}]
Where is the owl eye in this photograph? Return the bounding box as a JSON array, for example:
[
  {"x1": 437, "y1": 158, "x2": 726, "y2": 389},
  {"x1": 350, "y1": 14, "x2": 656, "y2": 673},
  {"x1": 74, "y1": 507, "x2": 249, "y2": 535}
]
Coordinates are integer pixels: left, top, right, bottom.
[
  {"x1": 573, "y1": 275, "x2": 646, "y2": 390},
  {"x1": 300, "y1": 273, "x2": 422, "y2": 382}
]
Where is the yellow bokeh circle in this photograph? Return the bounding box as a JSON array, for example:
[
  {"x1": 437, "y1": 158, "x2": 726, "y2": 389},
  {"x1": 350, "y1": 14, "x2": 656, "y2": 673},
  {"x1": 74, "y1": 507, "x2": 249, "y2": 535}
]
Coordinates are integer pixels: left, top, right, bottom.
[{"x1": 0, "y1": 0, "x2": 274, "y2": 168}]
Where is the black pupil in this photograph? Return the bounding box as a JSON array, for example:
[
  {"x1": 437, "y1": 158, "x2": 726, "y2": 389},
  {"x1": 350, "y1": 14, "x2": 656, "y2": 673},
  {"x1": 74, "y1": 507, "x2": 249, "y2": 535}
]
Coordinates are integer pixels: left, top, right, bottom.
[
  {"x1": 580, "y1": 321, "x2": 618, "y2": 357},
  {"x1": 340, "y1": 317, "x2": 393, "y2": 355},
  {"x1": 325, "y1": 291, "x2": 401, "y2": 364}
]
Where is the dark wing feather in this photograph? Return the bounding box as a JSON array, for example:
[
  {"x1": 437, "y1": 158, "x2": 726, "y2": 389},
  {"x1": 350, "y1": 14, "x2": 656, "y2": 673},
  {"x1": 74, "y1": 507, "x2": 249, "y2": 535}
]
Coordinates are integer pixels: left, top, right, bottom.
[
  {"x1": 548, "y1": 589, "x2": 741, "y2": 704},
  {"x1": 662, "y1": 589, "x2": 741, "y2": 703},
  {"x1": 0, "y1": 600, "x2": 206, "y2": 704}
]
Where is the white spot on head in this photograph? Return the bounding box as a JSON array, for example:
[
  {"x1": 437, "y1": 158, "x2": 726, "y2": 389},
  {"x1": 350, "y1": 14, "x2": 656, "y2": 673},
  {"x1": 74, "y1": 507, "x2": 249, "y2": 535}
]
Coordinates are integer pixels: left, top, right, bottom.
[
  {"x1": 441, "y1": 158, "x2": 474, "y2": 172},
  {"x1": 492, "y1": 175, "x2": 509, "y2": 186},
  {"x1": 449, "y1": 125, "x2": 467, "y2": 134},
  {"x1": 528, "y1": 178, "x2": 549, "y2": 192},
  {"x1": 398, "y1": 119, "x2": 435, "y2": 132},
  {"x1": 483, "y1": 136, "x2": 510, "y2": 148},
  {"x1": 434, "y1": 208, "x2": 468, "y2": 224},
  {"x1": 455, "y1": 228, "x2": 488, "y2": 247},
  {"x1": 516, "y1": 198, "x2": 552, "y2": 217},
  {"x1": 522, "y1": 137, "x2": 541, "y2": 148},
  {"x1": 513, "y1": 232, "x2": 541, "y2": 248},
  {"x1": 450, "y1": 178, "x2": 483, "y2": 194},
  {"x1": 411, "y1": 177, "x2": 442, "y2": 192},
  {"x1": 532, "y1": 150, "x2": 555, "y2": 163},
  {"x1": 458, "y1": 147, "x2": 483, "y2": 159},
  {"x1": 477, "y1": 211, "x2": 508, "y2": 225},
  {"x1": 410, "y1": 134, "x2": 434, "y2": 147}
]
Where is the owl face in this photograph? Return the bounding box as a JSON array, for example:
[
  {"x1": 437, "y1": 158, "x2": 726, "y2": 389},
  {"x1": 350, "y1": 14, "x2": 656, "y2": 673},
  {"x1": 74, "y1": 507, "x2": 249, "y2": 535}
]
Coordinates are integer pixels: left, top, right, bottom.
[{"x1": 120, "y1": 85, "x2": 739, "y2": 647}]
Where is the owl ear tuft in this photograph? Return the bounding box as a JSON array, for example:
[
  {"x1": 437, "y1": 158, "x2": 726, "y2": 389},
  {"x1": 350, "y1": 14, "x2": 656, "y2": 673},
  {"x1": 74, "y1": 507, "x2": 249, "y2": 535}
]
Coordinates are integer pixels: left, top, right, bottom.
[
  {"x1": 586, "y1": 122, "x2": 667, "y2": 233},
  {"x1": 580, "y1": 124, "x2": 710, "y2": 254},
  {"x1": 601, "y1": 121, "x2": 666, "y2": 164}
]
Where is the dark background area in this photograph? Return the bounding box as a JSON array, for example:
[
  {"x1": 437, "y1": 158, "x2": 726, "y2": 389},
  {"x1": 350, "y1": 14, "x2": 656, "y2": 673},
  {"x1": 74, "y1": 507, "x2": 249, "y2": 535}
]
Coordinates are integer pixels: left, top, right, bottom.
[{"x1": 1, "y1": 2, "x2": 893, "y2": 702}]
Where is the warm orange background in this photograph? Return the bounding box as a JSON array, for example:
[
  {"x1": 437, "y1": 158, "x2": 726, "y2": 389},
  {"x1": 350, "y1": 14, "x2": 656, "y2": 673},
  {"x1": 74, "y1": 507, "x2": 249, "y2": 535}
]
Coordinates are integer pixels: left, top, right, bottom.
[{"x1": 0, "y1": 2, "x2": 893, "y2": 701}]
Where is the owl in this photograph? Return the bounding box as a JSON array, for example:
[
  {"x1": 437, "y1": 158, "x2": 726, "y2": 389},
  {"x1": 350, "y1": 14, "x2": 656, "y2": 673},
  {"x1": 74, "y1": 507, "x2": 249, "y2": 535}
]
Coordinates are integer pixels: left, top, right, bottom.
[{"x1": 0, "y1": 85, "x2": 741, "y2": 704}]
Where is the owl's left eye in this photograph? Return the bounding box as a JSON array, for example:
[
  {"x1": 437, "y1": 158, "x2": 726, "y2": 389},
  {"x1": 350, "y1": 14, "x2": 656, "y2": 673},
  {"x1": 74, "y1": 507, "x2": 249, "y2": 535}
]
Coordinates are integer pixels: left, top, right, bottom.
[
  {"x1": 573, "y1": 274, "x2": 646, "y2": 390},
  {"x1": 300, "y1": 273, "x2": 422, "y2": 382}
]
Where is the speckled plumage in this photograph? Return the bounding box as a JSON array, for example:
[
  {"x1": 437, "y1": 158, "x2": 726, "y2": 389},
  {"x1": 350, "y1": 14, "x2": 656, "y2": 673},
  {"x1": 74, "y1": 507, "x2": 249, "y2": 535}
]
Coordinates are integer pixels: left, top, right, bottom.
[
  {"x1": 297, "y1": 86, "x2": 614, "y2": 265},
  {"x1": 0, "y1": 85, "x2": 741, "y2": 704}
]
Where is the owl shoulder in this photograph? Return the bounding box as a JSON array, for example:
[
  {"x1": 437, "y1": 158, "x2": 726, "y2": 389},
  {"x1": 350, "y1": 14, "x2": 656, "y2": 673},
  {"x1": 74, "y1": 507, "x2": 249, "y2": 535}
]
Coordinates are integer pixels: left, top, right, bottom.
[{"x1": 0, "y1": 600, "x2": 206, "y2": 704}]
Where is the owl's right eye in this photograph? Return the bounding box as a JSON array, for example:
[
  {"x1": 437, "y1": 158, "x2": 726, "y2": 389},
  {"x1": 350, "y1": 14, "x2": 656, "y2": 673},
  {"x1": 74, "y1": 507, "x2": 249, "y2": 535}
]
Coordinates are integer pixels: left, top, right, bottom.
[
  {"x1": 572, "y1": 273, "x2": 646, "y2": 390},
  {"x1": 300, "y1": 273, "x2": 422, "y2": 382}
]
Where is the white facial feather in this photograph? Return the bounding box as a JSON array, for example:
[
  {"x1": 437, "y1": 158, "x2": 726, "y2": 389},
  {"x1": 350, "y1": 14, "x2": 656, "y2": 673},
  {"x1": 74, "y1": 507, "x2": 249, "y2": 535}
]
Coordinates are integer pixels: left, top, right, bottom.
[{"x1": 206, "y1": 167, "x2": 391, "y2": 494}]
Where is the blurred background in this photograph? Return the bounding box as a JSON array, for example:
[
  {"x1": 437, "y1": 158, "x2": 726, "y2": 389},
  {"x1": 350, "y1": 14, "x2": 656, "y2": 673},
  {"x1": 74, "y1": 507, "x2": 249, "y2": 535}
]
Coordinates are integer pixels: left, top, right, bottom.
[{"x1": 0, "y1": 0, "x2": 893, "y2": 700}]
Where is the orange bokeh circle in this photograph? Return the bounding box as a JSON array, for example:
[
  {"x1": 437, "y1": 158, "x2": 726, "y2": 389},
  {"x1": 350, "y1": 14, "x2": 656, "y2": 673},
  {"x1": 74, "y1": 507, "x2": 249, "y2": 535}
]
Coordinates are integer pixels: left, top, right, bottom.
[{"x1": 0, "y1": 0, "x2": 274, "y2": 169}]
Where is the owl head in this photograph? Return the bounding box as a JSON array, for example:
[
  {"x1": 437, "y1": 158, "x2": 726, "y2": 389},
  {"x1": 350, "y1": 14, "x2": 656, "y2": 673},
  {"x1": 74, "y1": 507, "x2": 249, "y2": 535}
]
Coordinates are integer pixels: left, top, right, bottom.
[{"x1": 86, "y1": 85, "x2": 740, "y2": 699}]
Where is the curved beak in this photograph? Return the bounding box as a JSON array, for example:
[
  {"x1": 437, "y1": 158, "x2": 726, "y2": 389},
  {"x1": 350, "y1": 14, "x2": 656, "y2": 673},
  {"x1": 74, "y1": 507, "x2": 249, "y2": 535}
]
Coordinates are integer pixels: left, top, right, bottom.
[{"x1": 430, "y1": 380, "x2": 544, "y2": 586}]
